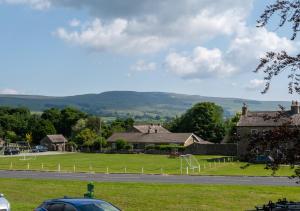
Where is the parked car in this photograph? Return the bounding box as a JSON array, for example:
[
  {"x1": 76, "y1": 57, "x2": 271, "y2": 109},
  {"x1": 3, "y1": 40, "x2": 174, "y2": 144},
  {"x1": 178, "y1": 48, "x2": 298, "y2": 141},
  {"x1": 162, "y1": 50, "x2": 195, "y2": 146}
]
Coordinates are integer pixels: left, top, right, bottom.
[
  {"x1": 35, "y1": 198, "x2": 121, "y2": 211},
  {"x1": 4, "y1": 148, "x2": 20, "y2": 155},
  {"x1": 0, "y1": 193, "x2": 10, "y2": 211},
  {"x1": 32, "y1": 145, "x2": 48, "y2": 153}
]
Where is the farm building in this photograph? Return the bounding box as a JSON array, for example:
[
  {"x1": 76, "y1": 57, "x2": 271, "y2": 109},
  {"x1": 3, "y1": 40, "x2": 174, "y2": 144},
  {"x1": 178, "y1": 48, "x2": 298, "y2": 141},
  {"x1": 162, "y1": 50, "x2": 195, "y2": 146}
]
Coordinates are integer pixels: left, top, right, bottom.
[
  {"x1": 108, "y1": 124, "x2": 211, "y2": 150},
  {"x1": 40, "y1": 134, "x2": 68, "y2": 151},
  {"x1": 236, "y1": 101, "x2": 300, "y2": 156}
]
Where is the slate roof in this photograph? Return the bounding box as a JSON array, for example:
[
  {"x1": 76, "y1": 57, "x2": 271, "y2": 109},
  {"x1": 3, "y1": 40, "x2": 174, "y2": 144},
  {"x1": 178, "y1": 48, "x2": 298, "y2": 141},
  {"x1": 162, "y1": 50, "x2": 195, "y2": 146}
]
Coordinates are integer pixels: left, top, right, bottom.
[
  {"x1": 237, "y1": 111, "x2": 300, "y2": 127},
  {"x1": 107, "y1": 132, "x2": 211, "y2": 144},
  {"x1": 133, "y1": 125, "x2": 171, "y2": 133},
  {"x1": 44, "y1": 135, "x2": 68, "y2": 143}
]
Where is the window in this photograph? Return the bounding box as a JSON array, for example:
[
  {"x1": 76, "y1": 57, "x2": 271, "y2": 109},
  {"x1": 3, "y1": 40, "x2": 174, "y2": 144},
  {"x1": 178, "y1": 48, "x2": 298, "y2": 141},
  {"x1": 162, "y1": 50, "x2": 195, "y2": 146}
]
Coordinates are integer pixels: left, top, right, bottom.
[
  {"x1": 64, "y1": 204, "x2": 77, "y2": 211},
  {"x1": 47, "y1": 203, "x2": 65, "y2": 211},
  {"x1": 251, "y1": 129, "x2": 258, "y2": 135}
]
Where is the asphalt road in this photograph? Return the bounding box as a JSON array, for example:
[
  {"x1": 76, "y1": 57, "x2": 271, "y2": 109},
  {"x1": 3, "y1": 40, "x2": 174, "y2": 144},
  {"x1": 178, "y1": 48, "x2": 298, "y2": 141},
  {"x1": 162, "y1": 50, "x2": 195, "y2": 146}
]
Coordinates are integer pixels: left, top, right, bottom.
[{"x1": 0, "y1": 170, "x2": 298, "y2": 186}]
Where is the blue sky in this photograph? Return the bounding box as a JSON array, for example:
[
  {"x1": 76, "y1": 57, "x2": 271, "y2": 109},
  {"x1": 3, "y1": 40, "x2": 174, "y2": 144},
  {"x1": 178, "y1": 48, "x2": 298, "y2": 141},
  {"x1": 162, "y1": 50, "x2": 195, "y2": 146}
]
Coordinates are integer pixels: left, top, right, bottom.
[{"x1": 0, "y1": 0, "x2": 299, "y2": 101}]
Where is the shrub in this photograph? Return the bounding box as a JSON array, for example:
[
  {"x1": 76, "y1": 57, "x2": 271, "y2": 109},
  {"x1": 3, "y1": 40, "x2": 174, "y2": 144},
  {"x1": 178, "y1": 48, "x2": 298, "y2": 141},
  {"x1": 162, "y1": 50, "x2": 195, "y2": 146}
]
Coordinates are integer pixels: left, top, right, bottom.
[
  {"x1": 145, "y1": 144, "x2": 155, "y2": 150},
  {"x1": 124, "y1": 144, "x2": 133, "y2": 150},
  {"x1": 116, "y1": 139, "x2": 127, "y2": 150},
  {"x1": 156, "y1": 144, "x2": 186, "y2": 151}
]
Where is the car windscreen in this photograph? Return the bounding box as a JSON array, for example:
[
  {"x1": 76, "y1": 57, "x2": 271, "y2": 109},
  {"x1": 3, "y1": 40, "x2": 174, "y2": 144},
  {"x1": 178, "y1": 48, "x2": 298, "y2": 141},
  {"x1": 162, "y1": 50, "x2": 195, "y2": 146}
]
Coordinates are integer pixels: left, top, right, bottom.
[{"x1": 77, "y1": 201, "x2": 120, "y2": 211}]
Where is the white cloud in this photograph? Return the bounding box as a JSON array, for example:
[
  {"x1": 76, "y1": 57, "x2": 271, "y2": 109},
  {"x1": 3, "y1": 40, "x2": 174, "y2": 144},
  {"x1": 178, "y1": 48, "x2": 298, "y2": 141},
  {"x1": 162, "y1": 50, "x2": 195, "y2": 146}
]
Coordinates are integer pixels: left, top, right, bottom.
[
  {"x1": 166, "y1": 26, "x2": 297, "y2": 79},
  {"x1": 48, "y1": 0, "x2": 254, "y2": 54},
  {"x1": 0, "y1": 88, "x2": 19, "y2": 95},
  {"x1": 165, "y1": 47, "x2": 236, "y2": 79},
  {"x1": 1, "y1": 0, "x2": 50, "y2": 9},
  {"x1": 226, "y1": 27, "x2": 297, "y2": 71},
  {"x1": 55, "y1": 18, "x2": 170, "y2": 53},
  {"x1": 245, "y1": 79, "x2": 265, "y2": 90},
  {"x1": 1, "y1": 0, "x2": 256, "y2": 55},
  {"x1": 131, "y1": 60, "x2": 156, "y2": 72},
  {"x1": 69, "y1": 19, "x2": 80, "y2": 27}
]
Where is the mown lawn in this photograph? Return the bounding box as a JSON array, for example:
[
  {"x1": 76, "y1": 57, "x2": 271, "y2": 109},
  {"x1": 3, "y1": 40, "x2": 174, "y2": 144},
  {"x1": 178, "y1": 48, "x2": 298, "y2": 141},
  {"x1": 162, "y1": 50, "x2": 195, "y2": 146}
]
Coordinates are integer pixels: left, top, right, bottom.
[
  {"x1": 0, "y1": 153, "x2": 295, "y2": 176},
  {"x1": 0, "y1": 178, "x2": 299, "y2": 211}
]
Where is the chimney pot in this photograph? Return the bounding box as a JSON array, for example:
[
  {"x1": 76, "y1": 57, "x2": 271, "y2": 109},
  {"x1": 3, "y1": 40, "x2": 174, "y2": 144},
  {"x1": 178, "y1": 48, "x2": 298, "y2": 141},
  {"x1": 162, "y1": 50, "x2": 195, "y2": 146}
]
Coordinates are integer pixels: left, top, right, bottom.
[
  {"x1": 242, "y1": 103, "x2": 248, "y2": 116},
  {"x1": 291, "y1": 100, "x2": 300, "y2": 114}
]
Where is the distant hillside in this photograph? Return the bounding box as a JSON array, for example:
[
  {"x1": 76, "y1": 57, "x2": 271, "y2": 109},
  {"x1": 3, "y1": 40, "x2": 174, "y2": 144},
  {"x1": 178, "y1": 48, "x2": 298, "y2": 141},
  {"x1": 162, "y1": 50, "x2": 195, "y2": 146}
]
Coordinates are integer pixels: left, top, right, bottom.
[{"x1": 0, "y1": 91, "x2": 291, "y2": 120}]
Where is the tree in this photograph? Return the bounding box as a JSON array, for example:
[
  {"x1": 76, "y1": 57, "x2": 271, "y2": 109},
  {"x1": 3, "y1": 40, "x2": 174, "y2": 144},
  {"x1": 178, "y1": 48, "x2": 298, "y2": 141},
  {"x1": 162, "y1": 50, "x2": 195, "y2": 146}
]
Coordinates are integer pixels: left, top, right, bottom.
[
  {"x1": 72, "y1": 119, "x2": 87, "y2": 134},
  {"x1": 93, "y1": 137, "x2": 107, "y2": 151},
  {"x1": 256, "y1": 0, "x2": 300, "y2": 94},
  {"x1": 41, "y1": 108, "x2": 61, "y2": 132},
  {"x1": 168, "y1": 102, "x2": 225, "y2": 143},
  {"x1": 251, "y1": 0, "x2": 300, "y2": 180},
  {"x1": 5, "y1": 131, "x2": 18, "y2": 142},
  {"x1": 0, "y1": 127, "x2": 4, "y2": 138},
  {"x1": 30, "y1": 118, "x2": 56, "y2": 145},
  {"x1": 74, "y1": 128, "x2": 97, "y2": 146},
  {"x1": 224, "y1": 113, "x2": 241, "y2": 143},
  {"x1": 60, "y1": 107, "x2": 87, "y2": 137},
  {"x1": 25, "y1": 133, "x2": 33, "y2": 146},
  {"x1": 86, "y1": 116, "x2": 102, "y2": 134}
]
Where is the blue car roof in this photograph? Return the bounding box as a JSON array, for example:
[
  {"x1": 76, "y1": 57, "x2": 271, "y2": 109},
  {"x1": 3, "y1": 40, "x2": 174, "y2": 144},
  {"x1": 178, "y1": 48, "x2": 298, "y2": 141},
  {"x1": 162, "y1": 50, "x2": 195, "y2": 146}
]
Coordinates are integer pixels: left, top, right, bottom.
[{"x1": 45, "y1": 198, "x2": 108, "y2": 206}]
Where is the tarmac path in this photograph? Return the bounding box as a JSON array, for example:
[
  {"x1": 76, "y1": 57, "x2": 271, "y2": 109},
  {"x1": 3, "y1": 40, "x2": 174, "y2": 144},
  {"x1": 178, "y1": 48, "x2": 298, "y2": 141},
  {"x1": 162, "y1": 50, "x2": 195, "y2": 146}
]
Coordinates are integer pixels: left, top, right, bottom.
[{"x1": 0, "y1": 170, "x2": 298, "y2": 186}]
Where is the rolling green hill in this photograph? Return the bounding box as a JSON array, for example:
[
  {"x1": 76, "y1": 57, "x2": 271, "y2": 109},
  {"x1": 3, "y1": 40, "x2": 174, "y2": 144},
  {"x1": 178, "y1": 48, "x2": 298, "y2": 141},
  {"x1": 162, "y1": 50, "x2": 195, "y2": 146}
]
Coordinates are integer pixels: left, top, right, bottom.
[{"x1": 0, "y1": 91, "x2": 291, "y2": 119}]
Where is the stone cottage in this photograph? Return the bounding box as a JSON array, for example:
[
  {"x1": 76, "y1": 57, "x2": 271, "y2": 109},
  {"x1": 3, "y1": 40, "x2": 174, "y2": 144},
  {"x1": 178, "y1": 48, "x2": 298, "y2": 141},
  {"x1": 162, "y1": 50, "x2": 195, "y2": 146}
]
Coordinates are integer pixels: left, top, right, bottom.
[
  {"x1": 236, "y1": 101, "x2": 300, "y2": 156},
  {"x1": 40, "y1": 134, "x2": 68, "y2": 151}
]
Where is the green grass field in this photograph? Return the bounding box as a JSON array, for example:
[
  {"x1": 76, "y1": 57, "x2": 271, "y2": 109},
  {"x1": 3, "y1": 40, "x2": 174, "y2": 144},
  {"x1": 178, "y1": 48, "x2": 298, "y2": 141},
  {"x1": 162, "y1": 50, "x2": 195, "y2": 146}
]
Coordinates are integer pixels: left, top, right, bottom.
[
  {"x1": 0, "y1": 178, "x2": 299, "y2": 210},
  {"x1": 0, "y1": 153, "x2": 295, "y2": 176}
]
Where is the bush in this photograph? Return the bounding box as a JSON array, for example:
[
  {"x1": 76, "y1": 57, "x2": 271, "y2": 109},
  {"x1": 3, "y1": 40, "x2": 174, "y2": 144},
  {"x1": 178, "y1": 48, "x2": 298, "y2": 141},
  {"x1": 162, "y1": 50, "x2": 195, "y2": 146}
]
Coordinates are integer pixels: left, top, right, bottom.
[
  {"x1": 116, "y1": 139, "x2": 127, "y2": 150},
  {"x1": 156, "y1": 144, "x2": 186, "y2": 151},
  {"x1": 124, "y1": 144, "x2": 133, "y2": 150},
  {"x1": 145, "y1": 144, "x2": 155, "y2": 150}
]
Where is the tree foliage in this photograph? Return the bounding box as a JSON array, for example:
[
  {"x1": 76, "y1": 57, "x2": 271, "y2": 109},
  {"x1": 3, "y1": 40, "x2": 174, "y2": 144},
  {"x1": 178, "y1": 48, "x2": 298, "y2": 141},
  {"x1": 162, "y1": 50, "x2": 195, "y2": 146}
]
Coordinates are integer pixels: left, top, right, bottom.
[
  {"x1": 116, "y1": 139, "x2": 127, "y2": 150},
  {"x1": 168, "y1": 102, "x2": 225, "y2": 143},
  {"x1": 256, "y1": 0, "x2": 300, "y2": 94},
  {"x1": 224, "y1": 113, "x2": 241, "y2": 143},
  {"x1": 0, "y1": 106, "x2": 134, "y2": 150}
]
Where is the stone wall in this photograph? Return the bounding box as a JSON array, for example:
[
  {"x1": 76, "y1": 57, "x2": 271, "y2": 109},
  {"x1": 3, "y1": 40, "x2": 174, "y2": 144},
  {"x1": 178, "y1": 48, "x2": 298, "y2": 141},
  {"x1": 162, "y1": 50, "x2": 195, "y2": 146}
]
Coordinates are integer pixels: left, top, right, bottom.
[
  {"x1": 184, "y1": 143, "x2": 237, "y2": 156},
  {"x1": 236, "y1": 126, "x2": 274, "y2": 157}
]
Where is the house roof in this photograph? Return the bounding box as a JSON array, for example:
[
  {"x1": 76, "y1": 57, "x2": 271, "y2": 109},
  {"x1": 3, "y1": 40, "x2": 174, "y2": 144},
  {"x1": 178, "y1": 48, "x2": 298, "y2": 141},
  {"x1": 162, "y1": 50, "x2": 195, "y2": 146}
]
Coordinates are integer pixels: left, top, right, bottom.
[
  {"x1": 237, "y1": 111, "x2": 300, "y2": 127},
  {"x1": 44, "y1": 135, "x2": 68, "y2": 143},
  {"x1": 107, "y1": 132, "x2": 211, "y2": 144},
  {"x1": 133, "y1": 125, "x2": 170, "y2": 133}
]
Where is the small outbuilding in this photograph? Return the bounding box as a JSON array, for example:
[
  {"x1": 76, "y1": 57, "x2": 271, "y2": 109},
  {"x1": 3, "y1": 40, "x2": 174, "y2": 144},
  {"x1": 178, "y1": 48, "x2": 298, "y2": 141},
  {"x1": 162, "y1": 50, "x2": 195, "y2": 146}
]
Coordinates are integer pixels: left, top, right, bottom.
[{"x1": 40, "y1": 135, "x2": 68, "y2": 151}]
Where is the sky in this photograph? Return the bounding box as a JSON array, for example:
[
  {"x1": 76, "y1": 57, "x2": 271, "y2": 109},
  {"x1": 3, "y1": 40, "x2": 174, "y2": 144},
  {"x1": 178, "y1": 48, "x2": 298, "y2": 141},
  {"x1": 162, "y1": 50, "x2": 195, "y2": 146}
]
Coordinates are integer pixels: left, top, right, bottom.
[{"x1": 0, "y1": 0, "x2": 299, "y2": 101}]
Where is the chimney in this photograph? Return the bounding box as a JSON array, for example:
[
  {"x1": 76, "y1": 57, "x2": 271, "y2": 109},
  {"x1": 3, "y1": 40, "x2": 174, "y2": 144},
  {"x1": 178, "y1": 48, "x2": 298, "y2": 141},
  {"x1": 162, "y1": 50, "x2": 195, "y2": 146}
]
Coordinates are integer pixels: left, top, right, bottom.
[
  {"x1": 291, "y1": 100, "x2": 300, "y2": 114},
  {"x1": 242, "y1": 103, "x2": 248, "y2": 116}
]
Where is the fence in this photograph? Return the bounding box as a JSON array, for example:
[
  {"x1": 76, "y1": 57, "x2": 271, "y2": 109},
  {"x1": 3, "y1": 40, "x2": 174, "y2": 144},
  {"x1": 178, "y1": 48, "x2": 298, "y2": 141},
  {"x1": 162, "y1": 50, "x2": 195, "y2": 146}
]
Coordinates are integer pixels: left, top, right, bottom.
[{"x1": 0, "y1": 156, "x2": 236, "y2": 175}]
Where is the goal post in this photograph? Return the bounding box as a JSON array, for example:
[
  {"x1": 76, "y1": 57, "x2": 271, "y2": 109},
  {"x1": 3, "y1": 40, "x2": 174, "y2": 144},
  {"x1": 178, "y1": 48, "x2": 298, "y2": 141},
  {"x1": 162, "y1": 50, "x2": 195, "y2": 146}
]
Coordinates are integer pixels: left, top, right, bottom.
[{"x1": 180, "y1": 154, "x2": 200, "y2": 174}]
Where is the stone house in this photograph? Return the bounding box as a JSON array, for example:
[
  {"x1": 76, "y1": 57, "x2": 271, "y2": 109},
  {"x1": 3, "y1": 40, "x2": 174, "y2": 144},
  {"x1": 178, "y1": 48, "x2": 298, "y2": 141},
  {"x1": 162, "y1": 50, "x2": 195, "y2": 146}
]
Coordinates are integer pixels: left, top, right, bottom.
[
  {"x1": 236, "y1": 101, "x2": 300, "y2": 157},
  {"x1": 40, "y1": 135, "x2": 68, "y2": 151},
  {"x1": 107, "y1": 124, "x2": 211, "y2": 150}
]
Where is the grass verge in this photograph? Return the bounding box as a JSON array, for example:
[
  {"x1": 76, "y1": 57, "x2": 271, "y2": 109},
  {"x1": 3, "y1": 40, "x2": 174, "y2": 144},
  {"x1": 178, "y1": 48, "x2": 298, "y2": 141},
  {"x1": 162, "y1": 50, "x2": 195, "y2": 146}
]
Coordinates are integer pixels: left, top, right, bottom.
[
  {"x1": 0, "y1": 178, "x2": 299, "y2": 210},
  {"x1": 0, "y1": 153, "x2": 295, "y2": 176}
]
